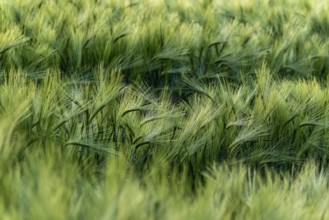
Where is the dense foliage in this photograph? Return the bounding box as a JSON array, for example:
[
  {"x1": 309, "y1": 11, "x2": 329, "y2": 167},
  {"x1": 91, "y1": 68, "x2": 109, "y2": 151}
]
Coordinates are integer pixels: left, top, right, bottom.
[{"x1": 1, "y1": 0, "x2": 329, "y2": 219}]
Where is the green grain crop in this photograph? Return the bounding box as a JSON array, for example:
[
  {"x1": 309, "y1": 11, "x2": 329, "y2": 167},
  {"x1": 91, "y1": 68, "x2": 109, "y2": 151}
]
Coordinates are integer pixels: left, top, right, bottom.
[{"x1": 1, "y1": 0, "x2": 329, "y2": 219}]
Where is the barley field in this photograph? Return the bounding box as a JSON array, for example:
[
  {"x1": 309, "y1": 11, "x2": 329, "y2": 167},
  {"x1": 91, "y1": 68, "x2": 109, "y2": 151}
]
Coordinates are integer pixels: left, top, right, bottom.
[{"x1": 1, "y1": 0, "x2": 329, "y2": 219}]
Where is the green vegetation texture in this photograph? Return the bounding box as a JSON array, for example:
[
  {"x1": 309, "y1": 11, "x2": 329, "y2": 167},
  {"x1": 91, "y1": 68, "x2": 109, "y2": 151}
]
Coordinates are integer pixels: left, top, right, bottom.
[{"x1": 1, "y1": 0, "x2": 329, "y2": 219}]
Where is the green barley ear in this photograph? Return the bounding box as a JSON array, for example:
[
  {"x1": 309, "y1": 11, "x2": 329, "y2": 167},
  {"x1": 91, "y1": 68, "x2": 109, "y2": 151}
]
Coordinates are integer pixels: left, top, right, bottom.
[{"x1": 0, "y1": 72, "x2": 34, "y2": 167}]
